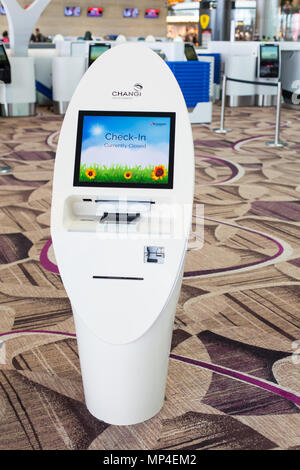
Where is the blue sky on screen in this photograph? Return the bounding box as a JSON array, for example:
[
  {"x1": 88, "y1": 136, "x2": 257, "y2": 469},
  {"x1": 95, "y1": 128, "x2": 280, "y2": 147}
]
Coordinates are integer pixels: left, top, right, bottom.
[{"x1": 80, "y1": 115, "x2": 171, "y2": 168}]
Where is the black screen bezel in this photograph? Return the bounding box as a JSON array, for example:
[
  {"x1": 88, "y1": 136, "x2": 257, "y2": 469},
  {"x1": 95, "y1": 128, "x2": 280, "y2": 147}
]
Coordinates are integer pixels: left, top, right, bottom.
[
  {"x1": 88, "y1": 43, "x2": 111, "y2": 66},
  {"x1": 73, "y1": 110, "x2": 176, "y2": 189},
  {"x1": 259, "y1": 44, "x2": 279, "y2": 78},
  {"x1": 0, "y1": 44, "x2": 9, "y2": 68},
  {"x1": 184, "y1": 43, "x2": 198, "y2": 61}
]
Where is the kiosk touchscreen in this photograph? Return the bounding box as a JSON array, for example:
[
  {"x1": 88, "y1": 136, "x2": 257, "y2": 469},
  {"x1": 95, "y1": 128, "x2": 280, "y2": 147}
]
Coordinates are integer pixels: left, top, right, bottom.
[
  {"x1": 0, "y1": 44, "x2": 11, "y2": 84},
  {"x1": 88, "y1": 42, "x2": 111, "y2": 66},
  {"x1": 258, "y1": 43, "x2": 280, "y2": 79},
  {"x1": 51, "y1": 43, "x2": 194, "y2": 425},
  {"x1": 74, "y1": 111, "x2": 174, "y2": 188},
  {"x1": 184, "y1": 43, "x2": 198, "y2": 61}
]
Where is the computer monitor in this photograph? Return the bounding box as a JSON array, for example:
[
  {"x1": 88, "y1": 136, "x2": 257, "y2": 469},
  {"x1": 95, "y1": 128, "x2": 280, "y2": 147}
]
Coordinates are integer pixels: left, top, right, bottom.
[
  {"x1": 145, "y1": 9, "x2": 159, "y2": 18},
  {"x1": 87, "y1": 7, "x2": 103, "y2": 17},
  {"x1": 73, "y1": 111, "x2": 175, "y2": 188},
  {"x1": 123, "y1": 8, "x2": 139, "y2": 18},
  {"x1": 0, "y1": 44, "x2": 11, "y2": 84},
  {"x1": 184, "y1": 43, "x2": 198, "y2": 61},
  {"x1": 259, "y1": 44, "x2": 280, "y2": 78},
  {"x1": 64, "y1": 6, "x2": 81, "y2": 17},
  {"x1": 88, "y1": 43, "x2": 111, "y2": 66}
]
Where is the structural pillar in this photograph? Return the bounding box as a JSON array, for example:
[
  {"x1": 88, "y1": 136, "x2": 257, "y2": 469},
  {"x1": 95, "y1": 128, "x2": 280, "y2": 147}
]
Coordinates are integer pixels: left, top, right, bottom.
[
  {"x1": 213, "y1": 0, "x2": 232, "y2": 40},
  {"x1": 256, "y1": 0, "x2": 280, "y2": 40},
  {"x1": 1, "y1": 0, "x2": 51, "y2": 57}
]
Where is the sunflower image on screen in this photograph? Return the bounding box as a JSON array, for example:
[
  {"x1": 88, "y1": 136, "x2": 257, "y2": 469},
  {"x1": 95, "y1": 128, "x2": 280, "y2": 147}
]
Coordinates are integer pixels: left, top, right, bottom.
[{"x1": 74, "y1": 111, "x2": 175, "y2": 188}]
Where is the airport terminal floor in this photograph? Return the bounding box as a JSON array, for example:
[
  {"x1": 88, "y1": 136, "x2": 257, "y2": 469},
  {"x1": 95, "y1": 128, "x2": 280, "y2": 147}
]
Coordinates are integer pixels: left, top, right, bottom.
[{"x1": 0, "y1": 104, "x2": 299, "y2": 450}]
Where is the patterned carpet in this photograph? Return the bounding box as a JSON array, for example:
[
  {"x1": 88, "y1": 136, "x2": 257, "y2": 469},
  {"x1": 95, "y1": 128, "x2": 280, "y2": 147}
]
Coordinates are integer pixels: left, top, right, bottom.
[{"x1": 0, "y1": 104, "x2": 300, "y2": 450}]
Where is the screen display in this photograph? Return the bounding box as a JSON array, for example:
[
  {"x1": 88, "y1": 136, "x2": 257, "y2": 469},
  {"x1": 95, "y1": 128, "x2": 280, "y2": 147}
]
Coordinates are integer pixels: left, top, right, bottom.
[
  {"x1": 87, "y1": 7, "x2": 103, "y2": 17},
  {"x1": 259, "y1": 44, "x2": 279, "y2": 78},
  {"x1": 0, "y1": 45, "x2": 9, "y2": 67},
  {"x1": 0, "y1": 5, "x2": 5, "y2": 15},
  {"x1": 261, "y1": 45, "x2": 279, "y2": 60},
  {"x1": 145, "y1": 9, "x2": 159, "y2": 18},
  {"x1": 123, "y1": 8, "x2": 139, "y2": 17},
  {"x1": 74, "y1": 111, "x2": 175, "y2": 188},
  {"x1": 64, "y1": 6, "x2": 81, "y2": 16},
  {"x1": 184, "y1": 43, "x2": 198, "y2": 61},
  {"x1": 88, "y1": 43, "x2": 111, "y2": 66}
]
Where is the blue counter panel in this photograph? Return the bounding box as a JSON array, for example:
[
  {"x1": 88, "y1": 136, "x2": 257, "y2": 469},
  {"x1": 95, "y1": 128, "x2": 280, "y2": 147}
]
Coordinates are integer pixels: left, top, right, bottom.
[
  {"x1": 198, "y1": 53, "x2": 221, "y2": 85},
  {"x1": 167, "y1": 61, "x2": 210, "y2": 108}
]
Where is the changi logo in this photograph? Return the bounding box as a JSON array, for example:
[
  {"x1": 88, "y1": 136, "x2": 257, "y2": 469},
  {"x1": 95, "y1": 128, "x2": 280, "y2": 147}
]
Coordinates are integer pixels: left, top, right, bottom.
[
  {"x1": 133, "y1": 83, "x2": 143, "y2": 92},
  {"x1": 112, "y1": 83, "x2": 143, "y2": 98}
]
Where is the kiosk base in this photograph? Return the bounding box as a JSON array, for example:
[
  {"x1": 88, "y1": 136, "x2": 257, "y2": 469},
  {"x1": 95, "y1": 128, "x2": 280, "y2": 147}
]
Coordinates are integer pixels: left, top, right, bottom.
[
  {"x1": 73, "y1": 269, "x2": 183, "y2": 426},
  {"x1": 53, "y1": 101, "x2": 69, "y2": 115},
  {"x1": 0, "y1": 102, "x2": 36, "y2": 117}
]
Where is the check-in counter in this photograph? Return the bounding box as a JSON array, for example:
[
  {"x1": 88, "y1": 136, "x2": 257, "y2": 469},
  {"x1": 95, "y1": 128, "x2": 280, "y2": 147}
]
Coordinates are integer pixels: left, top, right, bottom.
[
  {"x1": 281, "y1": 49, "x2": 300, "y2": 107},
  {"x1": 0, "y1": 56, "x2": 36, "y2": 117},
  {"x1": 224, "y1": 55, "x2": 277, "y2": 107},
  {"x1": 52, "y1": 56, "x2": 86, "y2": 114},
  {"x1": 207, "y1": 41, "x2": 300, "y2": 107}
]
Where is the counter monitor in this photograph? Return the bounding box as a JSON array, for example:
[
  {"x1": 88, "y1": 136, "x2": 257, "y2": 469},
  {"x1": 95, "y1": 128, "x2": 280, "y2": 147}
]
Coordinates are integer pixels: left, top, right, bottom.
[
  {"x1": 0, "y1": 44, "x2": 10, "y2": 83},
  {"x1": 184, "y1": 43, "x2": 198, "y2": 61},
  {"x1": 88, "y1": 43, "x2": 111, "y2": 66},
  {"x1": 259, "y1": 44, "x2": 280, "y2": 78}
]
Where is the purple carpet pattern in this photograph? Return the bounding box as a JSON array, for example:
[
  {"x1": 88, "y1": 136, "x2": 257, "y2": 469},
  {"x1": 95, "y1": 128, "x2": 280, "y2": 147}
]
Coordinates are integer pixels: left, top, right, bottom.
[{"x1": 0, "y1": 106, "x2": 299, "y2": 449}]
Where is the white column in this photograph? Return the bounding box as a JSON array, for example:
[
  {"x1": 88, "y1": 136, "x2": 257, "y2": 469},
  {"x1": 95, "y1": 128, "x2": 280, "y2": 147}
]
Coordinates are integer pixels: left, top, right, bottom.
[
  {"x1": 1, "y1": 0, "x2": 52, "y2": 57},
  {"x1": 256, "y1": 0, "x2": 280, "y2": 39}
]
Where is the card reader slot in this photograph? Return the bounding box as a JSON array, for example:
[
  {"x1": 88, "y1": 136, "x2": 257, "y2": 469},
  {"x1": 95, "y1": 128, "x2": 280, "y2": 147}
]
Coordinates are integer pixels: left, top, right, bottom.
[
  {"x1": 100, "y1": 212, "x2": 140, "y2": 224},
  {"x1": 93, "y1": 275, "x2": 144, "y2": 280},
  {"x1": 95, "y1": 199, "x2": 155, "y2": 204}
]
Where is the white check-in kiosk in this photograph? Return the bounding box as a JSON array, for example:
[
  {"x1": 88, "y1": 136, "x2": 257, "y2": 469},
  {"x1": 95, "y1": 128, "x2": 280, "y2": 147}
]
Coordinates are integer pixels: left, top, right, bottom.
[{"x1": 51, "y1": 44, "x2": 194, "y2": 425}]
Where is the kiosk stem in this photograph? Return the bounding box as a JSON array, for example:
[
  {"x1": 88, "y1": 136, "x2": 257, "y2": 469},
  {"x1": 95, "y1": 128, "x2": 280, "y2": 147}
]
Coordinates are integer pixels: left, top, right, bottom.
[
  {"x1": 266, "y1": 81, "x2": 288, "y2": 148},
  {"x1": 213, "y1": 75, "x2": 232, "y2": 134}
]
